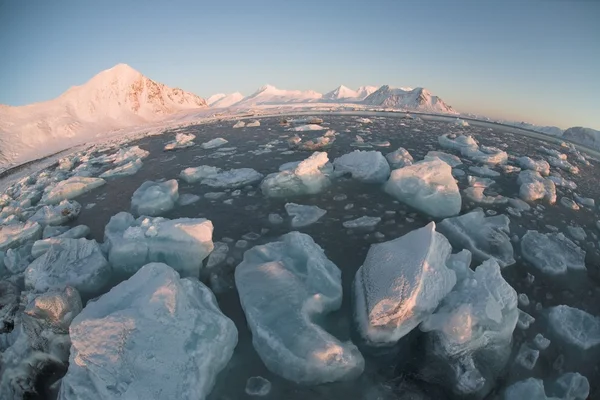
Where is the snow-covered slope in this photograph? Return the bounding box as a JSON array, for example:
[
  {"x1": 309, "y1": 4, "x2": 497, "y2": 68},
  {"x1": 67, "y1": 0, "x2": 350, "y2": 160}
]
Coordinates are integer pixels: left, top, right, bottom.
[
  {"x1": 208, "y1": 92, "x2": 245, "y2": 108},
  {"x1": 323, "y1": 85, "x2": 378, "y2": 102},
  {"x1": 206, "y1": 93, "x2": 226, "y2": 105},
  {"x1": 363, "y1": 85, "x2": 457, "y2": 114},
  {"x1": 356, "y1": 86, "x2": 379, "y2": 99},
  {"x1": 0, "y1": 64, "x2": 207, "y2": 168},
  {"x1": 562, "y1": 127, "x2": 600, "y2": 150},
  {"x1": 234, "y1": 85, "x2": 323, "y2": 107}
]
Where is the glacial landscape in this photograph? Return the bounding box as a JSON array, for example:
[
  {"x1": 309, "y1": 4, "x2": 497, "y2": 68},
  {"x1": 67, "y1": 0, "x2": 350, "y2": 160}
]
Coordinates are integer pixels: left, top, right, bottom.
[{"x1": 1, "y1": 64, "x2": 599, "y2": 400}]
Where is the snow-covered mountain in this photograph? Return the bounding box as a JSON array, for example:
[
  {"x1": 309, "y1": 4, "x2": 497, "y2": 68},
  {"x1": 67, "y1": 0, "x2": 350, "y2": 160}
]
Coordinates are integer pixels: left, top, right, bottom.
[
  {"x1": 363, "y1": 86, "x2": 457, "y2": 114},
  {"x1": 206, "y1": 93, "x2": 226, "y2": 105},
  {"x1": 323, "y1": 85, "x2": 378, "y2": 101},
  {"x1": 562, "y1": 127, "x2": 600, "y2": 150},
  {"x1": 0, "y1": 64, "x2": 207, "y2": 167},
  {"x1": 502, "y1": 121, "x2": 563, "y2": 137},
  {"x1": 234, "y1": 85, "x2": 323, "y2": 107},
  {"x1": 208, "y1": 92, "x2": 245, "y2": 108}
]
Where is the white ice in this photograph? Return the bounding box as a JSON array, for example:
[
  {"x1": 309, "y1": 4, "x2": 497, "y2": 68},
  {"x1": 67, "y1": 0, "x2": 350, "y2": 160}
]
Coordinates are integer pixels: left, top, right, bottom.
[
  {"x1": 261, "y1": 152, "x2": 333, "y2": 197},
  {"x1": 28, "y1": 200, "x2": 81, "y2": 226},
  {"x1": 200, "y1": 168, "x2": 263, "y2": 189},
  {"x1": 343, "y1": 216, "x2": 381, "y2": 229},
  {"x1": 41, "y1": 176, "x2": 105, "y2": 204},
  {"x1": 131, "y1": 179, "x2": 179, "y2": 217},
  {"x1": 354, "y1": 222, "x2": 456, "y2": 346},
  {"x1": 469, "y1": 165, "x2": 501, "y2": 177},
  {"x1": 504, "y1": 373, "x2": 589, "y2": 400},
  {"x1": 517, "y1": 157, "x2": 550, "y2": 176},
  {"x1": 164, "y1": 132, "x2": 195, "y2": 150},
  {"x1": 285, "y1": 203, "x2": 327, "y2": 227},
  {"x1": 438, "y1": 209, "x2": 515, "y2": 267},
  {"x1": 290, "y1": 124, "x2": 324, "y2": 132},
  {"x1": 384, "y1": 158, "x2": 461, "y2": 218},
  {"x1": 463, "y1": 187, "x2": 508, "y2": 205},
  {"x1": 425, "y1": 151, "x2": 462, "y2": 167},
  {"x1": 547, "y1": 305, "x2": 600, "y2": 350},
  {"x1": 234, "y1": 232, "x2": 364, "y2": 384},
  {"x1": 547, "y1": 156, "x2": 579, "y2": 174},
  {"x1": 104, "y1": 211, "x2": 214, "y2": 278},
  {"x1": 385, "y1": 147, "x2": 413, "y2": 168},
  {"x1": 548, "y1": 175, "x2": 577, "y2": 190},
  {"x1": 99, "y1": 158, "x2": 143, "y2": 178},
  {"x1": 233, "y1": 121, "x2": 245, "y2": 128},
  {"x1": 58, "y1": 263, "x2": 237, "y2": 400},
  {"x1": 521, "y1": 231, "x2": 585, "y2": 276},
  {"x1": 179, "y1": 165, "x2": 221, "y2": 183},
  {"x1": 517, "y1": 170, "x2": 557, "y2": 203},
  {"x1": 201, "y1": 138, "x2": 228, "y2": 149},
  {"x1": 333, "y1": 150, "x2": 390, "y2": 183},
  {"x1": 0, "y1": 221, "x2": 42, "y2": 251}
]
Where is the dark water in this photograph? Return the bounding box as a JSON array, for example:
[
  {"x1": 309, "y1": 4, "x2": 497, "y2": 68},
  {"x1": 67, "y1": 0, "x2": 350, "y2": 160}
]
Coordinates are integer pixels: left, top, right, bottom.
[{"x1": 61, "y1": 115, "x2": 600, "y2": 399}]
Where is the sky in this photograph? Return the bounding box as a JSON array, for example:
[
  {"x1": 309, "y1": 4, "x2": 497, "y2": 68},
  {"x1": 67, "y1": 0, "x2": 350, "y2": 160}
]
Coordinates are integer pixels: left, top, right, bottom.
[{"x1": 0, "y1": 0, "x2": 599, "y2": 129}]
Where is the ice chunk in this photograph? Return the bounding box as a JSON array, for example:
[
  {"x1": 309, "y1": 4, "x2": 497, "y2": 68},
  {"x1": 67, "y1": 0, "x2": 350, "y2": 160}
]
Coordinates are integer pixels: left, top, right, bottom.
[
  {"x1": 550, "y1": 372, "x2": 590, "y2": 400},
  {"x1": 59, "y1": 263, "x2": 237, "y2": 400},
  {"x1": 179, "y1": 165, "x2": 221, "y2": 183},
  {"x1": 343, "y1": 216, "x2": 381, "y2": 229},
  {"x1": 438, "y1": 209, "x2": 515, "y2": 267},
  {"x1": 560, "y1": 197, "x2": 580, "y2": 210},
  {"x1": 131, "y1": 179, "x2": 179, "y2": 217},
  {"x1": 261, "y1": 152, "x2": 333, "y2": 197},
  {"x1": 446, "y1": 249, "x2": 472, "y2": 283},
  {"x1": 246, "y1": 120, "x2": 261, "y2": 127},
  {"x1": 521, "y1": 231, "x2": 585, "y2": 276},
  {"x1": 104, "y1": 212, "x2": 214, "y2": 278},
  {"x1": 518, "y1": 293, "x2": 530, "y2": 307},
  {"x1": 509, "y1": 198, "x2": 531, "y2": 211},
  {"x1": 503, "y1": 378, "x2": 548, "y2": 400},
  {"x1": 471, "y1": 146, "x2": 508, "y2": 165},
  {"x1": 24, "y1": 286, "x2": 82, "y2": 332},
  {"x1": 420, "y1": 259, "x2": 518, "y2": 398},
  {"x1": 235, "y1": 232, "x2": 364, "y2": 384},
  {"x1": 333, "y1": 150, "x2": 390, "y2": 183},
  {"x1": 285, "y1": 203, "x2": 326, "y2": 228},
  {"x1": 201, "y1": 168, "x2": 263, "y2": 189},
  {"x1": 573, "y1": 194, "x2": 594, "y2": 208},
  {"x1": 439, "y1": 134, "x2": 479, "y2": 155},
  {"x1": 548, "y1": 175, "x2": 577, "y2": 190},
  {"x1": 357, "y1": 117, "x2": 372, "y2": 123},
  {"x1": 467, "y1": 176, "x2": 495, "y2": 188},
  {"x1": 547, "y1": 156, "x2": 579, "y2": 174},
  {"x1": 469, "y1": 165, "x2": 500, "y2": 177},
  {"x1": 514, "y1": 343, "x2": 539, "y2": 370},
  {"x1": 24, "y1": 238, "x2": 111, "y2": 299},
  {"x1": 425, "y1": 151, "x2": 462, "y2": 167},
  {"x1": 517, "y1": 157, "x2": 550, "y2": 176},
  {"x1": 206, "y1": 242, "x2": 228, "y2": 269},
  {"x1": 41, "y1": 176, "x2": 105, "y2": 204},
  {"x1": 384, "y1": 159, "x2": 461, "y2": 218},
  {"x1": 43, "y1": 225, "x2": 69, "y2": 238},
  {"x1": 233, "y1": 121, "x2": 245, "y2": 128},
  {"x1": 354, "y1": 222, "x2": 456, "y2": 346},
  {"x1": 518, "y1": 309, "x2": 535, "y2": 330},
  {"x1": 99, "y1": 158, "x2": 143, "y2": 178},
  {"x1": 0, "y1": 221, "x2": 42, "y2": 251},
  {"x1": 245, "y1": 376, "x2": 271, "y2": 396},
  {"x1": 28, "y1": 200, "x2": 81, "y2": 226},
  {"x1": 463, "y1": 187, "x2": 508, "y2": 205},
  {"x1": 290, "y1": 124, "x2": 324, "y2": 131},
  {"x1": 201, "y1": 138, "x2": 228, "y2": 149},
  {"x1": 178, "y1": 193, "x2": 201, "y2": 206},
  {"x1": 567, "y1": 226, "x2": 586, "y2": 241},
  {"x1": 4, "y1": 243, "x2": 34, "y2": 274},
  {"x1": 296, "y1": 135, "x2": 335, "y2": 151},
  {"x1": 518, "y1": 170, "x2": 557, "y2": 203},
  {"x1": 268, "y1": 213, "x2": 284, "y2": 224},
  {"x1": 533, "y1": 333, "x2": 550, "y2": 350},
  {"x1": 546, "y1": 305, "x2": 600, "y2": 350},
  {"x1": 386, "y1": 147, "x2": 414, "y2": 168},
  {"x1": 164, "y1": 132, "x2": 195, "y2": 150}
]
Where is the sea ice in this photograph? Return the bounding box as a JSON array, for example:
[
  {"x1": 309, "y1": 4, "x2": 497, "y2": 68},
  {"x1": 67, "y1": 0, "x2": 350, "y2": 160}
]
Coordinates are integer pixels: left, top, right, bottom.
[
  {"x1": 245, "y1": 377, "x2": 271, "y2": 396},
  {"x1": 164, "y1": 132, "x2": 195, "y2": 150},
  {"x1": 342, "y1": 216, "x2": 381, "y2": 229},
  {"x1": 99, "y1": 158, "x2": 143, "y2": 178},
  {"x1": 385, "y1": 147, "x2": 413, "y2": 168},
  {"x1": 235, "y1": 232, "x2": 364, "y2": 384},
  {"x1": 567, "y1": 226, "x2": 586, "y2": 241},
  {"x1": 514, "y1": 343, "x2": 539, "y2": 370},
  {"x1": 546, "y1": 305, "x2": 600, "y2": 350},
  {"x1": 233, "y1": 121, "x2": 245, "y2": 128},
  {"x1": 285, "y1": 203, "x2": 326, "y2": 227},
  {"x1": 104, "y1": 212, "x2": 214, "y2": 278},
  {"x1": 178, "y1": 193, "x2": 201, "y2": 206},
  {"x1": 438, "y1": 209, "x2": 515, "y2": 267},
  {"x1": 354, "y1": 222, "x2": 456, "y2": 346},
  {"x1": 425, "y1": 151, "x2": 462, "y2": 167},
  {"x1": 467, "y1": 176, "x2": 495, "y2": 188},
  {"x1": 560, "y1": 197, "x2": 580, "y2": 210},
  {"x1": 0, "y1": 221, "x2": 42, "y2": 251},
  {"x1": 200, "y1": 168, "x2": 263, "y2": 189},
  {"x1": 517, "y1": 157, "x2": 550, "y2": 176},
  {"x1": 333, "y1": 150, "x2": 390, "y2": 183},
  {"x1": 463, "y1": 187, "x2": 508, "y2": 205},
  {"x1": 573, "y1": 194, "x2": 594, "y2": 208},
  {"x1": 439, "y1": 134, "x2": 479, "y2": 155},
  {"x1": 201, "y1": 138, "x2": 228, "y2": 149},
  {"x1": 290, "y1": 124, "x2": 324, "y2": 132},
  {"x1": 58, "y1": 263, "x2": 237, "y2": 400},
  {"x1": 469, "y1": 165, "x2": 501, "y2": 177},
  {"x1": 548, "y1": 175, "x2": 577, "y2": 190},
  {"x1": 131, "y1": 179, "x2": 179, "y2": 217},
  {"x1": 547, "y1": 157, "x2": 579, "y2": 174},
  {"x1": 521, "y1": 231, "x2": 585, "y2": 276},
  {"x1": 246, "y1": 120, "x2": 261, "y2": 127},
  {"x1": 533, "y1": 333, "x2": 551, "y2": 350},
  {"x1": 179, "y1": 165, "x2": 221, "y2": 183},
  {"x1": 24, "y1": 238, "x2": 111, "y2": 299},
  {"x1": 41, "y1": 176, "x2": 105, "y2": 204},
  {"x1": 261, "y1": 152, "x2": 333, "y2": 197},
  {"x1": 28, "y1": 200, "x2": 80, "y2": 226},
  {"x1": 384, "y1": 159, "x2": 461, "y2": 218},
  {"x1": 517, "y1": 170, "x2": 557, "y2": 203}
]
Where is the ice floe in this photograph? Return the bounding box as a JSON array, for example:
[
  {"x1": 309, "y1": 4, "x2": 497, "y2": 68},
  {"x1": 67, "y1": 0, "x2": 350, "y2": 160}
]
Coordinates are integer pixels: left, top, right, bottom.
[
  {"x1": 333, "y1": 150, "x2": 390, "y2": 183},
  {"x1": 521, "y1": 231, "x2": 585, "y2": 276},
  {"x1": 131, "y1": 179, "x2": 179, "y2": 217},
  {"x1": 261, "y1": 152, "x2": 333, "y2": 197},
  {"x1": 164, "y1": 133, "x2": 195, "y2": 150},
  {"x1": 385, "y1": 147, "x2": 413, "y2": 168},
  {"x1": 285, "y1": 203, "x2": 326, "y2": 227},
  {"x1": 41, "y1": 176, "x2": 105, "y2": 204}
]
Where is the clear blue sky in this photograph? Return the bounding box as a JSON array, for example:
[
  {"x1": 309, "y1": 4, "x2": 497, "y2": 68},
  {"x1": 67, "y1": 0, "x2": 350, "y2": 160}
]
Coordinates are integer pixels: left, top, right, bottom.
[{"x1": 1, "y1": 0, "x2": 598, "y2": 129}]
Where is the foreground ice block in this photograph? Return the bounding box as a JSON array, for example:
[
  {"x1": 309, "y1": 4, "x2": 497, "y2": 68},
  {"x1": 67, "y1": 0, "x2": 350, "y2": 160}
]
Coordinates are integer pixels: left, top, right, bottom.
[
  {"x1": 385, "y1": 147, "x2": 413, "y2": 168},
  {"x1": 521, "y1": 231, "x2": 585, "y2": 276},
  {"x1": 503, "y1": 373, "x2": 590, "y2": 400},
  {"x1": 420, "y1": 259, "x2": 518, "y2": 398},
  {"x1": 0, "y1": 221, "x2": 42, "y2": 251},
  {"x1": 131, "y1": 179, "x2": 179, "y2": 217},
  {"x1": 41, "y1": 176, "x2": 105, "y2": 205},
  {"x1": 28, "y1": 200, "x2": 81, "y2": 226},
  {"x1": 546, "y1": 305, "x2": 600, "y2": 350},
  {"x1": 517, "y1": 170, "x2": 557, "y2": 203},
  {"x1": 235, "y1": 232, "x2": 364, "y2": 384},
  {"x1": 354, "y1": 222, "x2": 456, "y2": 346},
  {"x1": 104, "y1": 212, "x2": 214, "y2": 278},
  {"x1": 438, "y1": 209, "x2": 515, "y2": 267},
  {"x1": 24, "y1": 238, "x2": 111, "y2": 299},
  {"x1": 261, "y1": 152, "x2": 333, "y2": 197},
  {"x1": 333, "y1": 150, "x2": 390, "y2": 183},
  {"x1": 384, "y1": 159, "x2": 461, "y2": 218},
  {"x1": 58, "y1": 263, "x2": 237, "y2": 400},
  {"x1": 517, "y1": 157, "x2": 550, "y2": 176}
]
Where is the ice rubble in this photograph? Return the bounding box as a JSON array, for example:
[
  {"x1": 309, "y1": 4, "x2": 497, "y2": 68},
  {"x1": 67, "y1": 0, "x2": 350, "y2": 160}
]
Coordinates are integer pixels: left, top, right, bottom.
[
  {"x1": 201, "y1": 138, "x2": 228, "y2": 149},
  {"x1": 333, "y1": 150, "x2": 390, "y2": 183},
  {"x1": 4, "y1": 243, "x2": 34, "y2": 274},
  {"x1": 41, "y1": 176, "x2": 105, "y2": 204},
  {"x1": 31, "y1": 226, "x2": 91, "y2": 258},
  {"x1": 521, "y1": 231, "x2": 586, "y2": 276},
  {"x1": 425, "y1": 151, "x2": 462, "y2": 167},
  {"x1": 385, "y1": 147, "x2": 413, "y2": 168},
  {"x1": 233, "y1": 121, "x2": 245, "y2": 128},
  {"x1": 99, "y1": 158, "x2": 143, "y2": 178},
  {"x1": 59, "y1": 263, "x2": 237, "y2": 400},
  {"x1": 504, "y1": 373, "x2": 590, "y2": 400},
  {"x1": 164, "y1": 132, "x2": 195, "y2": 150},
  {"x1": 420, "y1": 259, "x2": 518, "y2": 398},
  {"x1": 91, "y1": 145, "x2": 149, "y2": 165},
  {"x1": 438, "y1": 209, "x2": 515, "y2": 267},
  {"x1": 290, "y1": 124, "x2": 324, "y2": 131},
  {"x1": 517, "y1": 157, "x2": 550, "y2": 176},
  {"x1": 179, "y1": 165, "x2": 221, "y2": 183},
  {"x1": 245, "y1": 376, "x2": 271, "y2": 396},
  {"x1": 200, "y1": 168, "x2": 263, "y2": 189},
  {"x1": 0, "y1": 221, "x2": 42, "y2": 251},
  {"x1": 463, "y1": 187, "x2": 508, "y2": 205},
  {"x1": 354, "y1": 223, "x2": 456, "y2": 346},
  {"x1": 384, "y1": 158, "x2": 461, "y2": 218},
  {"x1": 469, "y1": 165, "x2": 501, "y2": 177},
  {"x1": 285, "y1": 203, "x2": 327, "y2": 228},
  {"x1": 24, "y1": 238, "x2": 111, "y2": 299},
  {"x1": 547, "y1": 156, "x2": 579, "y2": 175},
  {"x1": 27, "y1": 200, "x2": 80, "y2": 227},
  {"x1": 261, "y1": 152, "x2": 333, "y2": 197},
  {"x1": 343, "y1": 216, "x2": 381, "y2": 229},
  {"x1": 546, "y1": 305, "x2": 600, "y2": 350},
  {"x1": 438, "y1": 134, "x2": 507, "y2": 165},
  {"x1": 235, "y1": 232, "x2": 364, "y2": 384},
  {"x1": 131, "y1": 179, "x2": 179, "y2": 217},
  {"x1": 548, "y1": 175, "x2": 577, "y2": 190},
  {"x1": 517, "y1": 170, "x2": 557, "y2": 203},
  {"x1": 104, "y1": 212, "x2": 214, "y2": 278}
]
